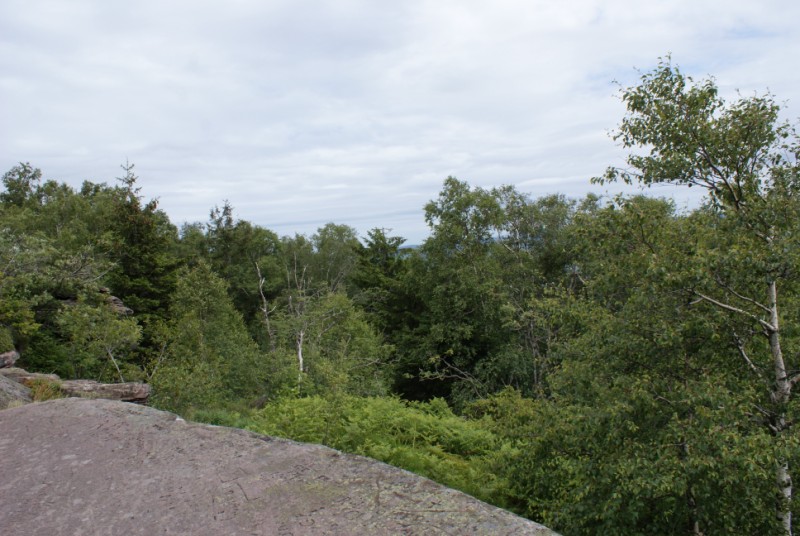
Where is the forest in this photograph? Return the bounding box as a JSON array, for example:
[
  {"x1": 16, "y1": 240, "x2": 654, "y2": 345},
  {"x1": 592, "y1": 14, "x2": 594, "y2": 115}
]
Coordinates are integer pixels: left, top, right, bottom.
[{"x1": 2, "y1": 60, "x2": 798, "y2": 535}]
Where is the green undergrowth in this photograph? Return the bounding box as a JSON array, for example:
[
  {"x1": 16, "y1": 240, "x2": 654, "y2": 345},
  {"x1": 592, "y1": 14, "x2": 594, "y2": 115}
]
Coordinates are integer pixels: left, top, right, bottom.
[{"x1": 188, "y1": 394, "x2": 516, "y2": 509}]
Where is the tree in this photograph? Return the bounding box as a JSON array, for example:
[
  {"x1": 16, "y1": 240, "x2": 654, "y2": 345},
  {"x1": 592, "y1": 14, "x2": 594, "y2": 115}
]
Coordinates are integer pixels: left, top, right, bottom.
[
  {"x1": 106, "y1": 162, "x2": 179, "y2": 325},
  {"x1": 395, "y1": 178, "x2": 584, "y2": 404},
  {"x1": 261, "y1": 225, "x2": 389, "y2": 397},
  {"x1": 351, "y1": 228, "x2": 409, "y2": 326},
  {"x1": 0, "y1": 163, "x2": 41, "y2": 207},
  {"x1": 489, "y1": 197, "x2": 789, "y2": 534},
  {"x1": 149, "y1": 261, "x2": 264, "y2": 413},
  {"x1": 57, "y1": 298, "x2": 142, "y2": 382},
  {"x1": 597, "y1": 58, "x2": 800, "y2": 535},
  {"x1": 203, "y1": 201, "x2": 282, "y2": 326},
  {"x1": 311, "y1": 223, "x2": 362, "y2": 294},
  {"x1": 403, "y1": 177, "x2": 511, "y2": 403}
]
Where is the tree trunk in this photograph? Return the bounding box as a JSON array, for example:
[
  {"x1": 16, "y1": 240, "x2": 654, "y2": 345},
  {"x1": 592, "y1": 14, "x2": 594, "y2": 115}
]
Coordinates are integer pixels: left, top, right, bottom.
[
  {"x1": 296, "y1": 329, "x2": 305, "y2": 383},
  {"x1": 768, "y1": 280, "x2": 792, "y2": 535},
  {"x1": 256, "y1": 262, "x2": 277, "y2": 353},
  {"x1": 106, "y1": 347, "x2": 126, "y2": 383},
  {"x1": 778, "y1": 460, "x2": 793, "y2": 536}
]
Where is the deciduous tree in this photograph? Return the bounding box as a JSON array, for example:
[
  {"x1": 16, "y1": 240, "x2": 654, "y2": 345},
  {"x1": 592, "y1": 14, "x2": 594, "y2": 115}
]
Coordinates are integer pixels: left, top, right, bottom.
[{"x1": 597, "y1": 58, "x2": 800, "y2": 534}]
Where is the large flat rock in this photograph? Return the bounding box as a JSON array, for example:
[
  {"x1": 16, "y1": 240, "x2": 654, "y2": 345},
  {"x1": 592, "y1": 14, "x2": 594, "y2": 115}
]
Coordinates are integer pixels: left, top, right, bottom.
[{"x1": 0, "y1": 398, "x2": 556, "y2": 535}]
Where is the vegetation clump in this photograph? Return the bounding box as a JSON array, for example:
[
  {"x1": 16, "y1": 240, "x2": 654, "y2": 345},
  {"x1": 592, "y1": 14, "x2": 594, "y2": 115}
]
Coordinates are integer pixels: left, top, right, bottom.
[{"x1": 26, "y1": 378, "x2": 65, "y2": 402}]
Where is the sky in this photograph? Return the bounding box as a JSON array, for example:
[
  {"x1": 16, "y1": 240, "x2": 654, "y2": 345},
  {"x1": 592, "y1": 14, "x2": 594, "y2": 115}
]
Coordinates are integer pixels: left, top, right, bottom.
[{"x1": 2, "y1": 0, "x2": 799, "y2": 243}]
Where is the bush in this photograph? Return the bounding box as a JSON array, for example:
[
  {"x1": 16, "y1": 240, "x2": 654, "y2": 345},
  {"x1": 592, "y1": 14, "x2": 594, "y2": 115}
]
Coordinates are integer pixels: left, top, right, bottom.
[
  {"x1": 242, "y1": 394, "x2": 513, "y2": 506},
  {"x1": 0, "y1": 327, "x2": 14, "y2": 352}
]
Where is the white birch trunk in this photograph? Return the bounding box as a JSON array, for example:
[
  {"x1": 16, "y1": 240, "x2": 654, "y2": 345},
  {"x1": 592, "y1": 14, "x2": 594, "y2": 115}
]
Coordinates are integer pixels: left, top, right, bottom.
[
  {"x1": 296, "y1": 329, "x2": 305, "y2": 383},
  {"x1": 768, "y1": 281, "x2": 792, "y2": 535},
  {"x1": 256, "y1": 262, "x2": 277, "y2": 353}
]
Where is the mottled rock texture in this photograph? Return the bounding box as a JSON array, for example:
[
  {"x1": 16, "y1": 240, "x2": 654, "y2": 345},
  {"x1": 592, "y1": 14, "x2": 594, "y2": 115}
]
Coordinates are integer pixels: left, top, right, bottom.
[
  {"x1": 0, "y1": 398, "x2": 557, "y2": 535},
  {"x1": 0, "y1": 373, "x2": 31, "y2": 409},
  {"x1": 0, "y1": 367, "x2": 150, "y2": 402},
  {"x1": 0, "y1": 349, "x2": 20, "y2": 368},
  {"x1": 0, "y1": 367, "x2": 61, "y2": 384}
]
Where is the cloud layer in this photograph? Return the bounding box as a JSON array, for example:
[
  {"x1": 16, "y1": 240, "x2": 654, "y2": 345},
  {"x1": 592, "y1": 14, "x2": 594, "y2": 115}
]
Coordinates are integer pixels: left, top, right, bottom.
[{"x1": 2, "y1": 0, "x2": 799, "y2": 241}]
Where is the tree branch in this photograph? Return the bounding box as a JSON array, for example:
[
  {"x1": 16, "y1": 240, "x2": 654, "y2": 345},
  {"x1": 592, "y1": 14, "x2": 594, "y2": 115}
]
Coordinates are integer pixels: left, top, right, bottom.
[
  {"x1": 789, "y1": 372, "x2": 800, "y2": 388},
  {"x1": 732, "y1": 331, "x2": 770, "y2": 386},
  {"x1": 714, "y1": 277, "x2": 772, "y2": 314},
  {"x1": 691, "y1": 291, "x2": 775, "y2": 332},
  {"x1": 105, "y1": 346, "x2": 126, "y2": 383}
]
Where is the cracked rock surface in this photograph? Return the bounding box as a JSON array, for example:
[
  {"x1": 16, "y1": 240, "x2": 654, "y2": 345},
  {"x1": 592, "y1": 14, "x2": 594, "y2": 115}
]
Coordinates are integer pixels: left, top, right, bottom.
[{"x1": 0, "y1": 398, "x2": 556, "y2": 535}]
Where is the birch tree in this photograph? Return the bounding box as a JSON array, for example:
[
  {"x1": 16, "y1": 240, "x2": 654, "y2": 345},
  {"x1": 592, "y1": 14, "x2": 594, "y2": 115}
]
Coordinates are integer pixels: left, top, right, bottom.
[
  {"x1": 269, "y1": 228, "x2": 388, "y2": 396},
  {"x1": 597, "y1": 58, "x2": 800, "y2": 534}
]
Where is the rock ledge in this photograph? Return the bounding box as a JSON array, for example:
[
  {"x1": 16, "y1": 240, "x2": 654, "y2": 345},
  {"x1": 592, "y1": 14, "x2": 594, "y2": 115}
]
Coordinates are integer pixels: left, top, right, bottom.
[{"x1": 0, "y1": 398, "x2": 556, "y2": 535}]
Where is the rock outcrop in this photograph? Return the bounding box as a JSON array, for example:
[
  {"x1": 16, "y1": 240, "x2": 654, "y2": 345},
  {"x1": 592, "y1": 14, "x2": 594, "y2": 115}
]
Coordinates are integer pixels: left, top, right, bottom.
[
  {"x1": 0, "y1": 398, "x2": 557, "y2": 535},
  {"x1": 0, "y1": 367, "x2": 59, "y2": 383},
  {"x1": 0, "y1": 349, "x2": 20, "y2": 368},
  {"x1": 0, "y1": 367, "x2": 150, "y2": 403},
  {"x1": 58, "y1": 378, "x2": 150, "y2": 401},
  {"x1": 0, "y1": 373, "x2": 31, "y2": 409},
  {"x1": 99, "y1": 286, "x2": 134, "y2": 315}
]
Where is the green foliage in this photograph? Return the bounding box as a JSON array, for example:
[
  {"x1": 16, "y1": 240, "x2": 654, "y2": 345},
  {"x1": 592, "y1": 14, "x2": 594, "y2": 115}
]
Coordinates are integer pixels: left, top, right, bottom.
[
  {"x1": 200, "y1": 201, "x2": 281, "y2": 326},
  {"x1": 502, "y1": 191, "x2": 795, "y2": 534},
  {"x1": 21, "y1": 330, "x2": 75, "y2": 377},
  {"x1": 149, "y1": 262, "x2": 265, "y2": 413},
  {"x1": 0, "y1": 162, "x2": 179, "y2": 378},
  {"x1": 0, "y1": 225, "x2": 119, "y2": 375},
  {"x1": 104, "y1": 163, "x2": 179, "y2": 349},
  {"x1": 184, "y1": 405, "x2": 254, "y2": 429},
  {"x1": 493, "y1": 372, "x2": 777, "y2": 534},
  {"x1": 394, "y1": 178, "x2": 584, "y2": 404},
  {"x1": 1, "y1": 162, "x2": 41, "y2": 207},
  {"x1": 0, "y1": 327, "x2": 13, "y2": 352},
  {"x1": 256, "y1": 225, "x2": 393, "y2": 399},
  {"x1": 57, "y1": 298, "x2": 143, "y2": 382},
  {"x1": 592, "y1": 58, "x2": 800, "y2": 533},
  {"x1": 3, "y1": 58, "x2": 800, "y2": 535},
  {"x1": 597, "y1": 58, "x2": 799, "y2": 209},
  {"x1": 350, "y1": 228, "x2": 411, "y2": 330},
  {"x1": 244, "y1": 394, "x2": 511, "y2": 506},
  {"x1": 311, "y1": 222, "x2": 363, "y2": 293},
  {"x1": 268, "y1": 291, "x2": 391, "y2": 397}
]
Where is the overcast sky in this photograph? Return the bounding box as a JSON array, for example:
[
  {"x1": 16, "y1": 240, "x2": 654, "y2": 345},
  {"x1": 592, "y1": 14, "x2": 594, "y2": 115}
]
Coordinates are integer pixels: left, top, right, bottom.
[{"x1": 2, "y1": 1, "x2": 799, "y2": 243}]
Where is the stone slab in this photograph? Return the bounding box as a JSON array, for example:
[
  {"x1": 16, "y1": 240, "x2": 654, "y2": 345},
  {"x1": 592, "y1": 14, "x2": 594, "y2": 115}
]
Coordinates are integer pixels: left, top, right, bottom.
[{"x1": 0, "y1": 398, "x2": 556, "y2": 535}]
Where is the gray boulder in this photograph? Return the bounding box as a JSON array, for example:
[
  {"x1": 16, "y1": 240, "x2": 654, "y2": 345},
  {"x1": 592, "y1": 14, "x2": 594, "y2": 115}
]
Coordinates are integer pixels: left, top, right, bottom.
[
  {"x1": 0, "y1": 367, "x2": 59, "y2": 383},
  {"x1": 0, "y1": 349, "x2": 19, "y2": 368},
  {"x1": 0, "y1": 373, "x2": 31, "y2": 409},
  {"x1": 0, "y1": 398, "x2": 557, "y2": 535}
]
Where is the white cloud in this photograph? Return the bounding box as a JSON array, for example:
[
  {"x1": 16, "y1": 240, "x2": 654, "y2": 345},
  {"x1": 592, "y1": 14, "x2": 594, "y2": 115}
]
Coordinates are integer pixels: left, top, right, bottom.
[{"x1": 1, "y1": 0, "x2": 799, "y2": 242}]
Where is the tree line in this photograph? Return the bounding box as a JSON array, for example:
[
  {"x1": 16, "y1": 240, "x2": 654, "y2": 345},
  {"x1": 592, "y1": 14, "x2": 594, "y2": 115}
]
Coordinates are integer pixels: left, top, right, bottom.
[{"x1": 2, "y1": 60, "x2": 798, "y2": 535}]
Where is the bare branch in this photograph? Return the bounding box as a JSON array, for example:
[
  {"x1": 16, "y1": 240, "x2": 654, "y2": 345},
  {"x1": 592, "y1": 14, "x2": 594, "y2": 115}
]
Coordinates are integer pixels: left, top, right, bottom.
[
  {"x1": 146, "y1": 342, "x2": 169, "y2": 381},
  {"x1": 789, "y1": 372, "x2": 800, "y2": 388},
  {"x1": 105, "y1": 346, "x2": 126, "y2": 383},
  {"x1": 714, "y1": 277, "x2": 772, "y2": 314},
  {"x1": 732, "y1": 331, "x2": 770, "y2": 387},
  {"x1": 423, "y1": 358, "x2": 486, "y2": 400},
  {"x1": 691, "y1": 291, "x2": 775, "y2": 332}
]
